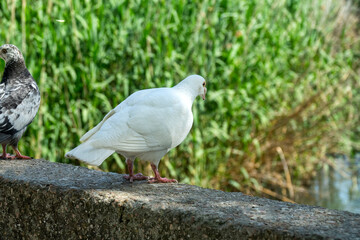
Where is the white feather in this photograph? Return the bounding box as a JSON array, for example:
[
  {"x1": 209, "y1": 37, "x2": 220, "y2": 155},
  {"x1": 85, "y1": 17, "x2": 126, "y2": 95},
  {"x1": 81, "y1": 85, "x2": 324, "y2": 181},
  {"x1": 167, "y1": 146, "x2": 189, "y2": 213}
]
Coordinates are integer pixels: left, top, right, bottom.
[
  {"x1": 80, "y1": 109, "x2": 115, "y2": 142},
  {"x1": 65, "y1": 140, "x2": 114, "y2": 166}
]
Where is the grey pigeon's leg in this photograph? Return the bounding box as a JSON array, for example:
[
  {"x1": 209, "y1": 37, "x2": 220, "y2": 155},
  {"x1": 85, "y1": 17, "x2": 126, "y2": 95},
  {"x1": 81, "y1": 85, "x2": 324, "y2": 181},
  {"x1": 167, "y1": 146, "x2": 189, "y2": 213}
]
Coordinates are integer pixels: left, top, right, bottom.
[
  {"x1": 9, "y1": 141, "x2": 31, "y2": 159},
  {"x1": 148, "y1": 163, "x2": 178, "y2": 183},
  {"x1": 13, "y1": 147, "x2": 32, "y2": 159},
  {"x1": 0, "y1": 144, "x2": 13, "y2": 159},
  {"x1": 123, "y1": 158, "x2": 148, "y2": 182}
]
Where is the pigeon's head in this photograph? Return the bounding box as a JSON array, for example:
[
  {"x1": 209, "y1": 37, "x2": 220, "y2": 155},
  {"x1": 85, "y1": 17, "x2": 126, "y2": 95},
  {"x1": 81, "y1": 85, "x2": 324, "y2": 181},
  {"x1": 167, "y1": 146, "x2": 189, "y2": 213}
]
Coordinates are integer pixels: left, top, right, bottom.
[
  {"x1": 0, "y1": 44, "x2": 24, "y2": 64},
  {"x1": 178, "y1": 75, "x2": 207, "y2": 100}
]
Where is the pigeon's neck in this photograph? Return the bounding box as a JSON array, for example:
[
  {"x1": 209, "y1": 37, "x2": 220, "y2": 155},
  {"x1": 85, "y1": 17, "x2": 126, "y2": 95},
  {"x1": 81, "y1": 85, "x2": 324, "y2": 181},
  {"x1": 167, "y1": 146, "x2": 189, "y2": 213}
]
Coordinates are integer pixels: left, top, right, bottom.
[
  {"x1": 2, "y1": 60, "x2": 27, "y2": 84},
  {"x1": 173, "y1": 84, "x2": 198, "y2": 103}
]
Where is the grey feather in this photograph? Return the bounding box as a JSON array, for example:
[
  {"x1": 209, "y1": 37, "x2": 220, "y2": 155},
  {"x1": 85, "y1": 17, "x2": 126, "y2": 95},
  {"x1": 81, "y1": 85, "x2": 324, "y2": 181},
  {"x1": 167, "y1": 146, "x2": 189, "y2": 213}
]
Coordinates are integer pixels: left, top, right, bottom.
[{"x1": 0, "y1": 44, "x2": 40, "y2": 156}]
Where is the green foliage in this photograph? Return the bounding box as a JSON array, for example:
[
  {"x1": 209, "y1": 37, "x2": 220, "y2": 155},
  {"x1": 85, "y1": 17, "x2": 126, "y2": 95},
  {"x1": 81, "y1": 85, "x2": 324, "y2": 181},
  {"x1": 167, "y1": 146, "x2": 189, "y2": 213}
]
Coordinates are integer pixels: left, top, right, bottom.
[{"x1": 0, "y1": 0, "x2": 359, "y2": 198}]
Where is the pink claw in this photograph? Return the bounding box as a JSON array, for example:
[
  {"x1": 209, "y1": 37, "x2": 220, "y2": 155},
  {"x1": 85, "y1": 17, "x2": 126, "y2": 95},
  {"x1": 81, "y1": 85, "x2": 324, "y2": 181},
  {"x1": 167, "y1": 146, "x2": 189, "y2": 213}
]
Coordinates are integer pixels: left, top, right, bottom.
[
  {"x1": 148, "y1": 177, "x2": 178, "y2": 184},
  {"x1": 0, "y1": 153, "x2": 14, "y2": 159},
  {"x1": 148, "y1": 163, "x2": 178, "y2": 184},
  {"x1": 123, "y1": 173, "x2": 149, "y2": 182}
]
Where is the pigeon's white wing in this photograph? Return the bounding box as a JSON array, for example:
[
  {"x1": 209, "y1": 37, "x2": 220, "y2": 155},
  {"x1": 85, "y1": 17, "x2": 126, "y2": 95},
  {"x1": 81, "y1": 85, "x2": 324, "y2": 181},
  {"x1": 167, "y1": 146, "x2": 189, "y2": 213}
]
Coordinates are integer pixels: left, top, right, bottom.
[
  {"x1": 80, "y1": 109, "x2": 116, "y2": 142},
  {"x1": 0, "y1": 82, "x2": 40, "y2": 138},
  {"x1": 77, "y1": 88, "x2": 151, "y2": 143},
  {"x1": 86, "y1": 88, "x2": 186, "y2": 153}
]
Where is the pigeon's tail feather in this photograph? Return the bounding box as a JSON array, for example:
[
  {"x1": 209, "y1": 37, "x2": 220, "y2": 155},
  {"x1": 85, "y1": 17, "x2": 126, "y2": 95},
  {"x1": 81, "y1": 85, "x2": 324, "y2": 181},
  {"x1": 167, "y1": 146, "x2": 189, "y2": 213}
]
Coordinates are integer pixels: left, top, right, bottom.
[
  {"x1": 80, "y1": 109, "x2": 115, "y2": 142},
  {"x1": 65, "y1": 142, "x2": 114, "y2": 166}
]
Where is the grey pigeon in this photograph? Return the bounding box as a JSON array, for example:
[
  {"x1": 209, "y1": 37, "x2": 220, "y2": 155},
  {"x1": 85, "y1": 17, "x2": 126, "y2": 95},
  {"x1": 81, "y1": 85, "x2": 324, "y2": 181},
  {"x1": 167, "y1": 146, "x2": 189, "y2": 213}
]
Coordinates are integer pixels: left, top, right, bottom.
[
  {"x1": 65, "y1": 75, "x2": 207, "y2": 183},
  {"x1": 0, "y1": 44, "x2": 40, "y2": 159}
]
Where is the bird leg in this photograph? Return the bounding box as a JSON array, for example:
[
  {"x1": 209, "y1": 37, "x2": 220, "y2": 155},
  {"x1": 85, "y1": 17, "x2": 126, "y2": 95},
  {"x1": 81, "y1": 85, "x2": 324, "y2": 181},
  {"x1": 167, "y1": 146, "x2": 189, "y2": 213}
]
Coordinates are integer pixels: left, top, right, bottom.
[
  {"x1": 12, "y1": 146, "x2": 32, "y2": 159},
  {"x1": 14, "y1": 151, "x2": 32, "y2": 159},
  {"x1": 123, "y1": 158, "x2": 148, "y2": 182},
  {"x1": 148, "y1": 163, "x2": 178, "y2": 183},
  {"x1": 0, "y1": 144, "x2": 13, "y2": 159}
]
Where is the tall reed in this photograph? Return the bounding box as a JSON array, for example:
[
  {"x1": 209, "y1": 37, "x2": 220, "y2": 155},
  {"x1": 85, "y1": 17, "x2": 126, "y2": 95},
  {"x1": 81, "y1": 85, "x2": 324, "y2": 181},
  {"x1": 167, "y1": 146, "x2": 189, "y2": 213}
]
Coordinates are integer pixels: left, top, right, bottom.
[{"x1": 0, "y1": 0, "x2": 359, "y2": 200}]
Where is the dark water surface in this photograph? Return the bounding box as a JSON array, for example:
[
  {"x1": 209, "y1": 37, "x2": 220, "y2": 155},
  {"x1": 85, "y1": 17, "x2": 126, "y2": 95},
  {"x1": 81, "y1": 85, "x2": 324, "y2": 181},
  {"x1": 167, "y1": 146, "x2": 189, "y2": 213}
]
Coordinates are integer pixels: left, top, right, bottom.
[{"x1": 295, "y1": 155, "x2": 360, "y2": 213}]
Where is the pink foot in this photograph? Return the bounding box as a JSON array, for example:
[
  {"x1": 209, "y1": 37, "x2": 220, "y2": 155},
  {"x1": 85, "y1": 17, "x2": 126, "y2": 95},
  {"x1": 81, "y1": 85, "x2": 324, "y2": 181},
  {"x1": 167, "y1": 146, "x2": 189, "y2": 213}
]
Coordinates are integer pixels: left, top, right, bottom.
[
  {"x1": 148, "y1": 163, "x2": 178, "y2": 183},
  {"x1": 148, "y1": 177, "x2": 178, "y2": 184},
  {"x1": 124, "y1": 173, "x2": 149, "y2": 182},
  {"x1": 11, "y1": 148, "x2": 32, "y2": 160},
  {"x1": 15, "y1": 154, "x2": 32, "y2": 160},
  {"x1": 0, "y1": 153, "x2": 14, "y2": 159}
]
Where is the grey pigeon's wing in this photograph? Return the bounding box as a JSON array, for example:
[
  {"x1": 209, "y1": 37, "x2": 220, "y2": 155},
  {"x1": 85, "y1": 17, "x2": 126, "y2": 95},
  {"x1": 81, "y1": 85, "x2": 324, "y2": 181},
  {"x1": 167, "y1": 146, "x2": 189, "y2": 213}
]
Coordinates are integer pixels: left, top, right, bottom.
[
  {"x1": 0, "y1": 81, "x2": 40, "y2": 136},
  {"x1": 0, "y1": 83, "x2": 11, "y2": 142}
]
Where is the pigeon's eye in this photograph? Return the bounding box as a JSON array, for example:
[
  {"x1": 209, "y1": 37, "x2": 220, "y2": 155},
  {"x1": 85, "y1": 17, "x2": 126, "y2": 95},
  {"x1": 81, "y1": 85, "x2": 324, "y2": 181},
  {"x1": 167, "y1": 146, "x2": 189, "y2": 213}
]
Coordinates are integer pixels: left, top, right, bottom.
[
  {"x1": 1, "y1": 49, "x2": 7, "y2": 54},
  {"x1": 202, "y1": 82, "x2": 206, "y2": 87}
]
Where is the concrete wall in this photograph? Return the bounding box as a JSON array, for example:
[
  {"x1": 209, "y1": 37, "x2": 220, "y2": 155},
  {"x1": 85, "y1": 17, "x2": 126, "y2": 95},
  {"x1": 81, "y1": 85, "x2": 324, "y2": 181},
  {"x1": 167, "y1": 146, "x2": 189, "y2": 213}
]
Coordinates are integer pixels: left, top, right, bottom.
[{"x1": 0, "y1": 159, "x2": 359, "y2": 239}]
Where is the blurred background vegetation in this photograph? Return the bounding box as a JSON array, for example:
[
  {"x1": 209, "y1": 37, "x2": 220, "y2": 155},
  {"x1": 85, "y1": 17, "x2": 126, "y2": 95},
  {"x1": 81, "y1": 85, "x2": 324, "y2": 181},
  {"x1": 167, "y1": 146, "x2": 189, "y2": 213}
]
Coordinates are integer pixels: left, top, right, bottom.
[{"x1": 0, "y1": 0, "x2": 359, "y2": 206}]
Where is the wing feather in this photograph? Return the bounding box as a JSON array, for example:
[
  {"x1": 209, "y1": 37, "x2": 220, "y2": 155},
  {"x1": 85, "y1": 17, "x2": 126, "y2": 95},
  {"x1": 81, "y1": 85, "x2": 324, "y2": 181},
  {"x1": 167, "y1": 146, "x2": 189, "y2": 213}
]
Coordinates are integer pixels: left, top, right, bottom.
[
  {"x1": 80, "y1": 109, "x2": 115, "y2": 142},
  {"x1": 82, "y1": 88, "x2": 185, "y2": 154},
  {"x1": 0, "y1": 82, "x2": 40, "y2": 135}
]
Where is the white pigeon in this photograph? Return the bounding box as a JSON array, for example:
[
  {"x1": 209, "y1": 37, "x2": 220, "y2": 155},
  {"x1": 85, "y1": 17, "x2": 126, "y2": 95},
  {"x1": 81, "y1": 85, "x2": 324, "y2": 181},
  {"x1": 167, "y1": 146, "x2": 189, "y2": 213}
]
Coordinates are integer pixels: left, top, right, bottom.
[{"x1": 65, "y1": 75, "x2": 207, "y2": 183}]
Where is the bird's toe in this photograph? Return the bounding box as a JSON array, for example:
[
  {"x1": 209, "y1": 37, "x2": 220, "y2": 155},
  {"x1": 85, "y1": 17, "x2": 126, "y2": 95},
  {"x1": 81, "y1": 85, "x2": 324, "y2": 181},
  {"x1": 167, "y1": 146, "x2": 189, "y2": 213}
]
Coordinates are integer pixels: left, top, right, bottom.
[
  {"x1": 148, "y1": 177, "x2": 178, "y2": 184},
  {"x1": 123, "y1": 173, "x2": 149, "y2": 182}
]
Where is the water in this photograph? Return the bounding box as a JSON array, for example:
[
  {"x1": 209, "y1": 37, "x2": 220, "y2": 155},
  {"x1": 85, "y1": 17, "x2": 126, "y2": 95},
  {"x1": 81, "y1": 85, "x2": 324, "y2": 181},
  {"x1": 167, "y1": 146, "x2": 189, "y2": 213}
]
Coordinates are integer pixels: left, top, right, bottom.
[{"x1": 295, "y1": 155, "x2": 360, "y2": 214}]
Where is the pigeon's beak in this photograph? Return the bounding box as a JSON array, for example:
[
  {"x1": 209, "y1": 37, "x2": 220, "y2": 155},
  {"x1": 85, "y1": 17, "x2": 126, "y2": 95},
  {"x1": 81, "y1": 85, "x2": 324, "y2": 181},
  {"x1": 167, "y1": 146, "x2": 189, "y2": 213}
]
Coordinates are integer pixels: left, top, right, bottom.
[{"x1": 202, "y1": 87, "x2": 207, "y2": 100}]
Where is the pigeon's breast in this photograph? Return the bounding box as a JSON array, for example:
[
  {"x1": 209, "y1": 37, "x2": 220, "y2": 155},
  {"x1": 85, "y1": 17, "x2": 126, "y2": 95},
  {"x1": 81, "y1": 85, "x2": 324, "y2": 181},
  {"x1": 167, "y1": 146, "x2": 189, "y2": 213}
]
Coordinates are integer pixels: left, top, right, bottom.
[{"x1": 167, "y1": 101, "x2": 193, "y2": 149}]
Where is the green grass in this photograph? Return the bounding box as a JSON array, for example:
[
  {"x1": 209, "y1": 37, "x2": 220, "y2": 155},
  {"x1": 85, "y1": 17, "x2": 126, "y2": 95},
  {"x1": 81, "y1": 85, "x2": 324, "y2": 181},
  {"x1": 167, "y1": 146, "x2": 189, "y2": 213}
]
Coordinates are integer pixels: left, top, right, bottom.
[{"x1": 0, "y1": 0, "x2": 359, "y2": 200}]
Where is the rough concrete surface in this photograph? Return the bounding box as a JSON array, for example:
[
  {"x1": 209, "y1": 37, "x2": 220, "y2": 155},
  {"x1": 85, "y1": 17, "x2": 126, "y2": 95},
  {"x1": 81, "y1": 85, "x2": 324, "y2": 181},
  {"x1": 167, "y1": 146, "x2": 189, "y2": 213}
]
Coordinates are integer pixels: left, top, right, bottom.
[{"x1": 0, "y1": 159, "x2": 359, "y2": 240}]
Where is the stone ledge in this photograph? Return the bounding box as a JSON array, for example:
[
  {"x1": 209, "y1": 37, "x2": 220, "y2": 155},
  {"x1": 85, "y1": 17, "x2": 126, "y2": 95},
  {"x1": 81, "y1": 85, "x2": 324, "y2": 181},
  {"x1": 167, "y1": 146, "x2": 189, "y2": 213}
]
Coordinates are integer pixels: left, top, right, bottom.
[{"x1": 0, "y1": 159, "x2": 359, "y2": 239}]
